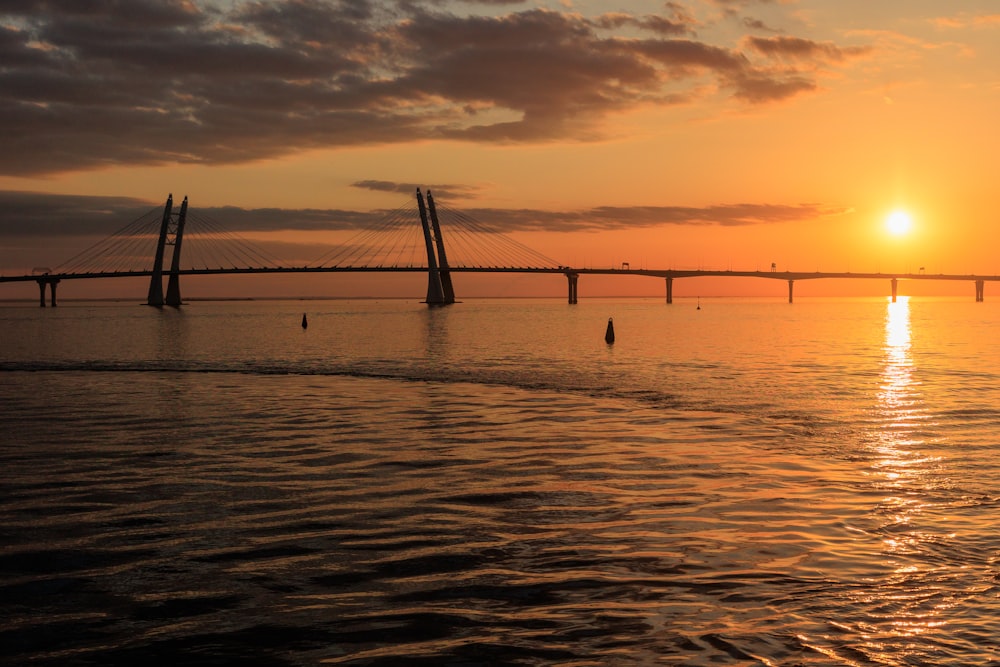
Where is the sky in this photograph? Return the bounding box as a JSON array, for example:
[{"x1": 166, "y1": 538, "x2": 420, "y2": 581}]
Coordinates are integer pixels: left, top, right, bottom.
[{"x1": 0, "y1": 0, "x2": 998, "y2": 300}]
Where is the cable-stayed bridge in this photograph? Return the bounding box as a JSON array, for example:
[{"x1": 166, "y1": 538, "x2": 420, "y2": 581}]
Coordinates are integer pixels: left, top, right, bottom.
[
  {"x1": 1, "y1": 191, "x2": 997, "y2": 305},
  {"x1": 3, "y1": 190, "x2": 568, "y2": 307}
]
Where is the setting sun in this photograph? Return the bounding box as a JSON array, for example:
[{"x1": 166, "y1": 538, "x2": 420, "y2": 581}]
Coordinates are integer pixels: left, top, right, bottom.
[{"x1": 886, "y1": 210, "x2": 914, "y2": 236}]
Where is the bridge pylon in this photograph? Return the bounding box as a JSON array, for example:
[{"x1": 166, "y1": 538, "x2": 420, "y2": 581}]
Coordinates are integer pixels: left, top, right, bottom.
[
  {"x1": 165, "y1": 196, "x2": 189, "y2": 307},
  {"x1": 146, "y1": 194, "x2": 189, "y2": 307},
  {"x1": 426, "y1": 191, "x2": 456, "y2": 304},
  {"x1": 146, "y1": 194, "x2": 173, "y2": 306},
  {"x1": 416, "y1": 189, "x2": 450, "y2": 306}
]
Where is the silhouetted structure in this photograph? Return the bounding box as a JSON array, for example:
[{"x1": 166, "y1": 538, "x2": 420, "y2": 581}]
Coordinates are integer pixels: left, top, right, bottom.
[
  {"x1": 2, "y1": 192, "x2": 996, "y2": 306},
  {"x1": 147, "y1": 194, "x2": 189, "y2": 307},
  {"x1": 35, "y1": 276, "x2": 59, "y2": 307}
]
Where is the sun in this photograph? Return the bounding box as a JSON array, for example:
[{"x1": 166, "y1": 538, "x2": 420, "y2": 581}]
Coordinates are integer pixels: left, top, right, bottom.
[{"x1": 886, "y1": 210, "x2": 913, "y2": 236}]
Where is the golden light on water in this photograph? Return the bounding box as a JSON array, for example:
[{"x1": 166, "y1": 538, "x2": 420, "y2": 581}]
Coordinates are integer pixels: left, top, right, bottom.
[
  {"x1": 880, "y1": 296, "x2": 916, "y2": 422},
  {"x1": 865, "y1": 296, "x2": 948, "y2": 652},
  {"x1": 876, "y1": 296, "x2": 926, "y2": 500}
]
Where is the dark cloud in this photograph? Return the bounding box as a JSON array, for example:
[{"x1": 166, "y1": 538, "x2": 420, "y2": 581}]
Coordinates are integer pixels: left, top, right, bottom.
[
  {"x1": 746, "y1": 36, "x2": 873, "y2": 62},
  {"x1": 455, "y1": 202, "x2": 848, "y2": 232},
  {"x1": 0, "y1": 1, "x2": 866, "y2": 175},
  {"x1": 592, "y1": 5, "x2": 696, "y2": 36},
  {"x1": 742, "y1": 17, "x2": 781, "y2": 33},
  {"x1": 0, "y1": 190, "x2": 379, "y2": 237},
  {"x1": 0, "y1": 189, "x2": 849, "y2": 239},
  {"x1": 0, "y1": 191, "x2": 159, "y2": 236},
  {"x1": 351, "y1": 180, "x2": 480, "y2": 200},
  {"x1": 0, "y1": 189, "x2": 851, "y2": 277}
]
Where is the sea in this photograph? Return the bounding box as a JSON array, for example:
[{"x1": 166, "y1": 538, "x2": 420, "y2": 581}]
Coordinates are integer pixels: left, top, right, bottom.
[{"x1": 2, "y1": 296, "x2": 1000, "y2": 666}]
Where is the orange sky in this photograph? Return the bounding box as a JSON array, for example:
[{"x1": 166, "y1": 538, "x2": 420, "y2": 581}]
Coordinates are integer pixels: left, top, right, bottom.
[{"x1": 1, "y1": 1, "x2": 998, "y2": 300}]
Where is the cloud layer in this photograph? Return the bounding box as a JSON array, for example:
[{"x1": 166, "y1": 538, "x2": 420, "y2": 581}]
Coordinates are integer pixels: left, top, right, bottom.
[
  {"x1": 0, "y1": 0, "x2": 868, "y2": 175},
  {"x1": 0, "y1": 189, "x2": 848, "y2": 239}
]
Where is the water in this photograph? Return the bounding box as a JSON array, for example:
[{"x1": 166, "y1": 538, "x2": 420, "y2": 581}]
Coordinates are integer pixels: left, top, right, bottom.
[{"x1": 3, "y1": 296, "x2": 1000, "y2": 665}]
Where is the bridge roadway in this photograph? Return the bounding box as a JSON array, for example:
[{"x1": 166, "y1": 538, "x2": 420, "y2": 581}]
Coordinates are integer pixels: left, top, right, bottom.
[{"x1": 5, "y1": 266, "x2": 997, "y2": 305}]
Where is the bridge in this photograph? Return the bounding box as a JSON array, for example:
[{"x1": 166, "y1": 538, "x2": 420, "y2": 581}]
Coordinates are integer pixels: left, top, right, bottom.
[{"x1": 2, "y1": 191, "x2": 996, "y2": 306}]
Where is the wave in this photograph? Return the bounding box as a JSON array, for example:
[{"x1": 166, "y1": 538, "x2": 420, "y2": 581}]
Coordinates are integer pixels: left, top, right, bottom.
[{"x1": 0, "y1": 358, "x2": 689, "y2": 412}]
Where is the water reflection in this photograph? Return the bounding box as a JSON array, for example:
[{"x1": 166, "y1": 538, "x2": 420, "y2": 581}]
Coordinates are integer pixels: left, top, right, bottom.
[
  {"x1": 875, "y1": 296, "x2": 929, "y2": 499},
  {"x1": 875, "y1": 297, "x2": 925, "y2": 549},
  {"x1": 422, "y1": 305, "x2": 452, "y2": 362},
  {"x1": 879, "y1": 296, "x2": 919, "y2": 434},
  {"x1": 865, "y1": 297, "x2": 947, "y2": 656}
]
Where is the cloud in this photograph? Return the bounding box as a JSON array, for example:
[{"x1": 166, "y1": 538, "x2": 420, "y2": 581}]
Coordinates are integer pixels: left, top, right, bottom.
[
  {"x1": 0, "y1": 190, "x2": 378, "y2": 237},
  {"x1": 0, "y1": 189, "x2": 851, "y2": 275},
  {"x1": 455, "y1": 202, "x2": 848, "y2": 232},
  {"x1": 0, "y1": 189, "x2": 849, "y2": 240},
  {"x1": 742, "y1": 17, "x2": 782, "y2": 33},
  {"x1": 350, "y1": 180, "x2": 482, "y2": 200},
  {"x1": 931, "y1": 13, "x2": 1000, "y2": 29},
  {"x1": 0, "y1": 1, "x2": 866, "y2": 175},
  {"x1": 745, "y1": 35, "x2": 872, "y2": 62},
  {"x1": 0, "y1": 191, "x2": 159, "y2": 237}
]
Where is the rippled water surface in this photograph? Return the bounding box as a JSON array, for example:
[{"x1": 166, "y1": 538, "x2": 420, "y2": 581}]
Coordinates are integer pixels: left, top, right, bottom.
[{"x1": 3, "y1": 297, "x2": 1000, "y2": 665}]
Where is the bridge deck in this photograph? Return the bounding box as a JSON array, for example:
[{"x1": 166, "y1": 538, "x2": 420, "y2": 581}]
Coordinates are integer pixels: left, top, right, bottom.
[{"x1": 4, "y1": 267, "x2": 999, "y2": 283}]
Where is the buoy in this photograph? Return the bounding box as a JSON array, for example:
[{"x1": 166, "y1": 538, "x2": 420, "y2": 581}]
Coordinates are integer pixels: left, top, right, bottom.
[
  {"x1": 301, "y1": 313, "x2": 308, "y2": 329},
  {"x1": 604, "y1": 317, "x2": 615, "y2": 344}
]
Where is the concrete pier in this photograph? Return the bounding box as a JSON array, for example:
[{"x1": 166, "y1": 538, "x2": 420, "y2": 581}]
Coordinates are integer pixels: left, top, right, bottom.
[
  {"x1": 566, "y1": 272, "x2": 579, "y2": 304},
  {"x1": 891, "y1": 277, "x2": 898, "y2": 303},
  {"x1": 665, "y1": 277, "x2": 673, "y2": 304},
  {"x1": 976, "y1": 279, "x2": 985, "y2": 302},
  {"x1": 788, "y1": 279, "x2": 794, "y2": 304},
  {"x1": 35, "y1": 277, "x2": 60, "y2": 307}
]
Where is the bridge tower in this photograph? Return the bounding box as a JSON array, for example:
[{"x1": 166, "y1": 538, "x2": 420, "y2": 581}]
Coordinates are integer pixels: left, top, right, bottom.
[
  {"x1": 146, "y1": 194, "x2": 173, "y2": 306},
  {"x1": 416, "y1": 189, "x2": 451, "y2": 306},
  {"x1": 426, "y1": 191, "x2": 456, "y2": 304},
  {"x1": 146, "y1": 194, "x2": 189, "y2": 307},
  {"x1": 164, "y1": 196, "x2": 189, "y2": 307}
]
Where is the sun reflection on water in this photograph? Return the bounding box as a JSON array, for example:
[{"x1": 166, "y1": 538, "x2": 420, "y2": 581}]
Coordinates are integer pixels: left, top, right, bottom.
[
  {"x1": 858, "y1": 296, "x2": 951, "y2": 656},
  {"x1": 879, "y1": 297, "x2": 918, "y2": 427},
  {"x1": 874, "y1": 297, "x2": 929, "y2": 539}
]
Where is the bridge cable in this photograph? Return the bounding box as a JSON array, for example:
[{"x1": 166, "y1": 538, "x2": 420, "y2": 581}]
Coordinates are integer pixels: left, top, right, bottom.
[
  {"x1": 183, "y1": 211, "x2": 286, "y2": 269},
  {"x1": 54, "y1": 206, "x2": 164, "y2": 274},
  {"x1": 434, "y1": 203, "x2": 563, "y2": 269},
  {"x1": 308, "y1": 197, "x2": 422, "y2": 268}
]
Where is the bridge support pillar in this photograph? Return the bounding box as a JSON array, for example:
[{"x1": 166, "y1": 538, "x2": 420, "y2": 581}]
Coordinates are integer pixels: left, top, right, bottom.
[
  {"x1": 165, "y1": 196, "x2": 189, "y2": 307},
  {"x1": 566, "y1": 272, "x2": 578, "y2": 304},
  {"x1": 976, "y1": 279, "x2": 985, "y2": 302},
  {"x1": 891, "y1": 278, "x2": 898, "y2": 303},
  {"x1": 787, "y1": 280, "x2": 794, "y2": 304},
  {"x1": 36, "y1": 277, "x2": 60, "y2": 307},
  {"x1": 426, "y1": 191, "x2": 456, "y2": 305},
  {"x1": 416, "y1": 189, "x2": 446, "y2": 306},
  {"x1": 147, "y1": 194, "x2": 174, "y2": 307},
  {"x1": 665, "y1": 277, "x2": 673, "y2": 304}
]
